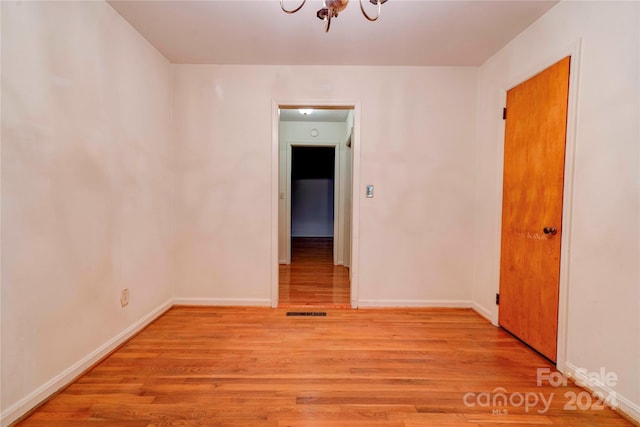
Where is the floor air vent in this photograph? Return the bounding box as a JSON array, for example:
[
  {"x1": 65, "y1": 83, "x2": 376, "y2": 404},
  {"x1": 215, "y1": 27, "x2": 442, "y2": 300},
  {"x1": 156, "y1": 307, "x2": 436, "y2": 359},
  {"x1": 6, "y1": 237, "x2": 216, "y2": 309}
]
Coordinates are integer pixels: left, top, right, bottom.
[{"x1": 286, "y1": 312, "x2": 327, "y2": 317}]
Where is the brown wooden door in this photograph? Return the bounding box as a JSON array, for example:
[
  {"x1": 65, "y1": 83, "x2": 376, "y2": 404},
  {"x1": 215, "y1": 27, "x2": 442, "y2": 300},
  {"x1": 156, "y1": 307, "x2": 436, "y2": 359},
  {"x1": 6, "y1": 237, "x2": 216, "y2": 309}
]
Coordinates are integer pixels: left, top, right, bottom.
[{"x1": 499, "y1": 57, "x2": 571, "y2": 362}]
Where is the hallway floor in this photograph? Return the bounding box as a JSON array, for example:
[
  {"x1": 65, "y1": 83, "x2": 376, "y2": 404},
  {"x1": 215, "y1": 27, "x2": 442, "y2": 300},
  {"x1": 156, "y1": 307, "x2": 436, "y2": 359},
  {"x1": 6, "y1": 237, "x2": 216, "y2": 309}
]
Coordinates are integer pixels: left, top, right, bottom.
[{"x1": 278, "y1": 237, "x2": 350, "y2": 308}]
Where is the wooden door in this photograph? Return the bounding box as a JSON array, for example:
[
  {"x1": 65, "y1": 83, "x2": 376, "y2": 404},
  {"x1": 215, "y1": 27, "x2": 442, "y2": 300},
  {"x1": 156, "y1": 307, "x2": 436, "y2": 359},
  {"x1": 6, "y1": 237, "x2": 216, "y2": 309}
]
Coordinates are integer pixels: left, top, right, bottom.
[{"x1": 499, "y1": 57, "x2": 571, "y2": 362}]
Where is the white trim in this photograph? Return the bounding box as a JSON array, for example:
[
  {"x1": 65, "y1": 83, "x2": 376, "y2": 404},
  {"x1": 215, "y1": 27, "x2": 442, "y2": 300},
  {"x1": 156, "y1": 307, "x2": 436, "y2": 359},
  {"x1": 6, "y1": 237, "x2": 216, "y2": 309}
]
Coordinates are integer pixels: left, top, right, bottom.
[
  {"x1": 357, "y1": 299, "x2": 473, "y2": 308},
  {"x1": 494, "y1": 40, "x2": 582, "y2": 369},
  {"x1": 271, "y1": 100, "x2": 280, "y2": 308},
  {"x1": 285, "y1": 143, "x2": 292, "y2": 263},
  {"x1": 0, "y1": 299, "x2": 173, "y2": 427},
  {"x1": 173, "y1": 298, "x2": 271, "y2": 306},
  {"x1": 271, "y1": 99, "x2": 361, "y2": 310},
  {"x1": 472, "y1": 302, "x2": 493, "y2": 323},
  {"x1": 349, "y1": 103, "x2": 361, "y2": 309},
  {"x1": 563, "y1": 362, "x2": 640, "y2": 423},
  {"x1": 555, "y1": 42, "x2": 582, "y2": 373},
  {"x1": 333, "y1": 144, "x2": 340, "y2": 265},
  {"x1": 491, "y1": 84, "x2": 507, "y2": 327}
]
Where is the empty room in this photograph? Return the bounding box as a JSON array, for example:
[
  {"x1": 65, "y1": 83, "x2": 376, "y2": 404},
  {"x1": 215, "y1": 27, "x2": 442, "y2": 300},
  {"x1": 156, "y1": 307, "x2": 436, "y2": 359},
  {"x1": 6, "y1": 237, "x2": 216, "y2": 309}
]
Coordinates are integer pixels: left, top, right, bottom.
[{"x1": 1, "y1": 1, "x2": 638, "y2": 426}]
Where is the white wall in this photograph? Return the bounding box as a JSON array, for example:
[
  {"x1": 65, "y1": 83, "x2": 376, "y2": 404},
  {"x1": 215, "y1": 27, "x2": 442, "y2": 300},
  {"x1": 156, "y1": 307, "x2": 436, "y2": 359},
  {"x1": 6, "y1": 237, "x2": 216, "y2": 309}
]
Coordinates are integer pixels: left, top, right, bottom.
[
  {"x1": 0, "y1": 2, "x2": 173, "y2": 425},
  {"x1": 291, "y1": 179, "x2": 334, "y2": 237},
  {"x1": 473, "y1": 0, "x2": 639, "y2": 419},
  {"x1": 172, "y1": 65, "x2": 478, "y2": 306}
]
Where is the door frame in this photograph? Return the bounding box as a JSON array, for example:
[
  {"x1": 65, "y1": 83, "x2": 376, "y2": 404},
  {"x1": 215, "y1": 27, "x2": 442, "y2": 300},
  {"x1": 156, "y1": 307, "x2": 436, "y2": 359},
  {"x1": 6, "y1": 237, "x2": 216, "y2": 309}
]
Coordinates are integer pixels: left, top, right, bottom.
[
  {"x1": 271, "y1": 99, "x2": 362, "y2": 309},
  {"x1": 494, "y1": 41, "x2": 582, "y2": 371},
  {"x1": 285, "y1": 143, "x2": 340, "y2": 265}
]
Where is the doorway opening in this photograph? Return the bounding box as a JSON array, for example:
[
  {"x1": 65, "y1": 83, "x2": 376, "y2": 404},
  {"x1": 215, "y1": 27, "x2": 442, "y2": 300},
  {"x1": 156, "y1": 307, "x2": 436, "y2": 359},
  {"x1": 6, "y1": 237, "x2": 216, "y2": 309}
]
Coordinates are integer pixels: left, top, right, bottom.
[
  {"x1": 275, "y1": 105, "x2": 356, "y2": 308},
  {"x1": 291, "y1": 146, "x2": 335, "y2": 258}
]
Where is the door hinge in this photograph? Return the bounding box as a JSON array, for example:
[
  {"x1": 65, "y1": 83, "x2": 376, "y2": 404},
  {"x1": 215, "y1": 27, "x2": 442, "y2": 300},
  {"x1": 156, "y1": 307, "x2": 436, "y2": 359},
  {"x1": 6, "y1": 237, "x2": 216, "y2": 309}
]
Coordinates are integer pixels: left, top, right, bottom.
[
  {"x1": 502, "y1": 107, "x2": 507, "y2": 120},
  {"x1": 495, "y1": 293, "x2": 500, "y2": 305}
]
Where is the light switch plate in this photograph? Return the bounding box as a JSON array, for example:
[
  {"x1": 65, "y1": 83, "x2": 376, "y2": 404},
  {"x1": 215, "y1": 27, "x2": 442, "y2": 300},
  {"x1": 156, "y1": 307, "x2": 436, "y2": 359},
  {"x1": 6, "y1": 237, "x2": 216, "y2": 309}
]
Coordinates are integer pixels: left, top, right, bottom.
[{"x1": 366, "y1": 185, "x2": 374, "y2": 198}]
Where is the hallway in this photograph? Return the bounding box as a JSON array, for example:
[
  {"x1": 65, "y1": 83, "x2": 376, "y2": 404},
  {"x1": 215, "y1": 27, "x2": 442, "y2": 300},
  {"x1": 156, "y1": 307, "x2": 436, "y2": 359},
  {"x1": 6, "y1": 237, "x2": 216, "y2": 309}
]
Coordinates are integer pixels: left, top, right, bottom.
[{"x1": 278, "y1": 237, "x2": 350, "y2": 307}]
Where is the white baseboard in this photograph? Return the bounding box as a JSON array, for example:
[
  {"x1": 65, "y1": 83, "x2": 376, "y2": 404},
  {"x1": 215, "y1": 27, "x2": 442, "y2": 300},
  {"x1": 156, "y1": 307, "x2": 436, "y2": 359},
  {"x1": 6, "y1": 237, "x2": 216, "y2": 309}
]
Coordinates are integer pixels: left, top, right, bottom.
[
  {"x1": 563, "y1": 361, "x2": 640, "y2": 424},
  {"x1": 1, "y1": 299, "x2": 173, "y2": 427},
  {"x1": 471, "y1": 302, "x2": 494, "y2": 323},
  {"x1": 357, "y1": 299, "x2": 473, "y2": 308},
  {"x1": 173, "y1": 297, "x2": 271, "y2": 306}
]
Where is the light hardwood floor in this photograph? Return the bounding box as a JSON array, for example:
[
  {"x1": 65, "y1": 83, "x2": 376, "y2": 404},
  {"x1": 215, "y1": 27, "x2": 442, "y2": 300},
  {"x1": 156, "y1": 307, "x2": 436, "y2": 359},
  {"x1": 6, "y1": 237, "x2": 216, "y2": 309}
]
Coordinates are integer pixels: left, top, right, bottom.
[
  {"x1": 279, "y1": 237, "x2": 350, "y2": 307},
  {"x1": 16, "y1": 307, "x2": 633, "y2": 426}
]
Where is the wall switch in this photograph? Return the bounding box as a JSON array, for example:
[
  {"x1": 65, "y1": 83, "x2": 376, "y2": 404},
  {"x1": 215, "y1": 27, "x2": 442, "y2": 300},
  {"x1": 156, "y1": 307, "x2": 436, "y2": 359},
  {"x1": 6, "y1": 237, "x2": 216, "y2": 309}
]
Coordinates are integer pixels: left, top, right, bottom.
[
  {"x1": 120, "y1": 289, "x2": 129, "y2": 307},
  {"x1": 366, "y1": 185, "x2": 374, "y2": 198}
]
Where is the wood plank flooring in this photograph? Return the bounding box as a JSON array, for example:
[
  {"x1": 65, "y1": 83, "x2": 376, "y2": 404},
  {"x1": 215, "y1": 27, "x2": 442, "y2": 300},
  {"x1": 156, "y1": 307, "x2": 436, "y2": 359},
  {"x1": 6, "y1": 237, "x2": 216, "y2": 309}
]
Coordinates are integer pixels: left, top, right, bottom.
[
  {"x1": 16, "y1": 307, "x2": 633, "y2": 426},
  {"x1": 279, "y1": 238, "x2": 350, "y2": 307}
]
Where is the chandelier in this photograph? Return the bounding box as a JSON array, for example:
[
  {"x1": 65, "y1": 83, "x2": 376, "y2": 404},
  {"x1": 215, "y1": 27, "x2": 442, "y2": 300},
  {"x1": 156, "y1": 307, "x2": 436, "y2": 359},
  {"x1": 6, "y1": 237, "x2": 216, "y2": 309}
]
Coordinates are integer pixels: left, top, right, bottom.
[{"x1": 280, "y1": 0, "x2": 388, "y2": 33}]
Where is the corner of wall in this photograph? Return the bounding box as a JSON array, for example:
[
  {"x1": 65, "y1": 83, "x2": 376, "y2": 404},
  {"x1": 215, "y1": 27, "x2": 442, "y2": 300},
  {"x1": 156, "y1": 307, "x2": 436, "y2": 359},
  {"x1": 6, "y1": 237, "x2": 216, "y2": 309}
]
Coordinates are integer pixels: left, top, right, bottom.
[
  {"x1": 0, "y1": 300, "x2": 173, "y2": 427},
  {"x1": 562, "y1": 362, "x2": 640, "y2": 424}
]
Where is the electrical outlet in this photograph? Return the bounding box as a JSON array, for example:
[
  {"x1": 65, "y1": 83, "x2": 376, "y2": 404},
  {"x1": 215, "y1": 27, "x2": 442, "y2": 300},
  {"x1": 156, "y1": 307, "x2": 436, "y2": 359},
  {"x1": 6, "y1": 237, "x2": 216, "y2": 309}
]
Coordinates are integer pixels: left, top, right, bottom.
[{"x1": 120, "y1": 288, "x2": 129, "y2": 307}]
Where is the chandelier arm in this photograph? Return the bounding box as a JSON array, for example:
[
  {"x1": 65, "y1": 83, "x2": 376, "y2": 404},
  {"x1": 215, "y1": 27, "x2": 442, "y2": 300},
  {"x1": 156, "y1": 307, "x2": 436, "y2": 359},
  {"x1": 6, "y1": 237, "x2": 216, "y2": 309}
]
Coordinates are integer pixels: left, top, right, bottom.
[
  {"x1": 359, "y1": 0, "x2": 382, "y2": 21},
  {"x1": 280, "y1": 0, "x2": 307, "y2": 14},
  {"x1": 324, "y1": 14, "x2": 332, "y2": 32}
]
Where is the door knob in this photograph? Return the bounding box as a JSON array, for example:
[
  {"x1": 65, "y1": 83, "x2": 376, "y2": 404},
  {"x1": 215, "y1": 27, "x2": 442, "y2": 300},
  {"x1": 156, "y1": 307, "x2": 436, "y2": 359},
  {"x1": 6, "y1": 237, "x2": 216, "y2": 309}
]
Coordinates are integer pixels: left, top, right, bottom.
[{"x1": 543, "y1": 227, "x2": 557, "y2": 235}]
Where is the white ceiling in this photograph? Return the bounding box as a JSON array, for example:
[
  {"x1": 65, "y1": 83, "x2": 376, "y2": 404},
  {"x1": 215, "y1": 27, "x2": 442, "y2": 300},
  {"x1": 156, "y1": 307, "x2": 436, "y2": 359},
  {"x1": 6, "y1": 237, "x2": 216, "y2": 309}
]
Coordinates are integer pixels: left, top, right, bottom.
[{"x1": 107, "y1": 0, "x2": 558, "y2": 66}]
